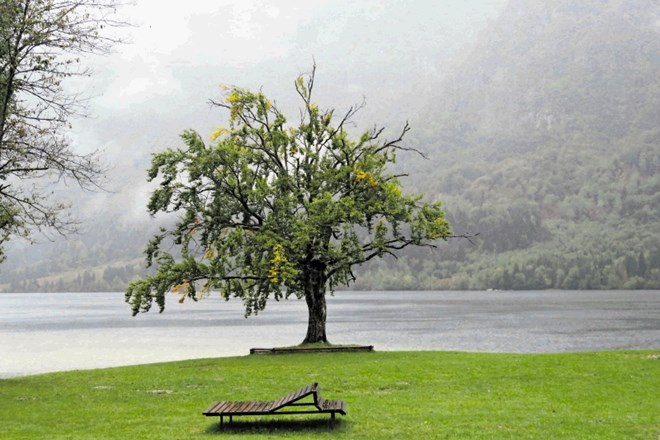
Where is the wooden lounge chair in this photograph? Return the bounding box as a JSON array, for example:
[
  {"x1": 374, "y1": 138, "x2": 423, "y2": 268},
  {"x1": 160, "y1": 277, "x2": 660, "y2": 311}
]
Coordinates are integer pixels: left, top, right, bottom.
[{"x1": 203, "y1": 382, "x2": 346, "y2": 427}]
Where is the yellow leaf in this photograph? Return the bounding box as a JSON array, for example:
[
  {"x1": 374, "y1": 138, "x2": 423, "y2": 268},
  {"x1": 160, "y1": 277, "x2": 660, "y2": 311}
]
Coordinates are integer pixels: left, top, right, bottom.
[
  {"x1": 172, "y1": 281, "x2": 189, "y2": 293},
  {"x1": 227, "y1": 91, "x2": 241, "y2": 104},
  {"x1": 209, "y1": 127, "x2": 228, "y2": 141}
]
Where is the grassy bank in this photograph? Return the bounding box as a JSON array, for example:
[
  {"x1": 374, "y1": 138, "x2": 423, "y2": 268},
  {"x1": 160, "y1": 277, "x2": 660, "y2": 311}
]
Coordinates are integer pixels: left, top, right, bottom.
[{"x1": 1, "y1": 351, "x2": 658, "y2": 439}]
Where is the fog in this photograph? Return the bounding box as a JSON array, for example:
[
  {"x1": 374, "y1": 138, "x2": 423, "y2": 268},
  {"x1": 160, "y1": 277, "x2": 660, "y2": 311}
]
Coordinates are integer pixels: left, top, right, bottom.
[
  {"x1": 5, "y1": 0, "x2": 505, "y2": 249},
  {"x1": 64, "y1": 0, "x2": 506, "y2": 223},
  {"x1": 2, "y1": 0, "x2": 658, "y2": 292}
]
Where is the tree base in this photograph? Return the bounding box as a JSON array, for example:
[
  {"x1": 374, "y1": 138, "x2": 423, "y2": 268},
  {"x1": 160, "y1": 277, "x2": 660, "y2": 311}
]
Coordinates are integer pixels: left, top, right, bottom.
[{"x1": 301, "y1": 336, "x2": 330, "y2": 345}]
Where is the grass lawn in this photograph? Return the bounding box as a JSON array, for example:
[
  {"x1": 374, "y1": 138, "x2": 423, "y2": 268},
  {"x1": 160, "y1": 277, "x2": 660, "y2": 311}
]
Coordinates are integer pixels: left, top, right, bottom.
[{"x1": 0, "y1": 351, "x2": 658, "y2": 439}]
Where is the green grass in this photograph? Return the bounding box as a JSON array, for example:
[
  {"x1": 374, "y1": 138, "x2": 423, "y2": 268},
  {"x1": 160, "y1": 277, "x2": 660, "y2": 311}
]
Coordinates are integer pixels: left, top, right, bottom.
[{"x1": 1, "y1": 351, "x2": 658, "y2": 439}]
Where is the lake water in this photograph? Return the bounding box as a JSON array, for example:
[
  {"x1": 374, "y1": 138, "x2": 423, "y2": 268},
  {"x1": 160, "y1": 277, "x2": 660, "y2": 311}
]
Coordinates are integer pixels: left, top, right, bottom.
[{"x1": 1, "y1": 290, "x2": 658, "y2": 378}]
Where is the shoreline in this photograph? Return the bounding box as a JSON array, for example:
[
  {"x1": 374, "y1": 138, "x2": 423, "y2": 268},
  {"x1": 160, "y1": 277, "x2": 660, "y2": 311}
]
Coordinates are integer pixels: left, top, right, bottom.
[
  {"x1": 2, "y1": 290, "x2": 659, "y2": 378},
  {"x1": 6, "y1": 347, "x2": 660, "y2": 379}
]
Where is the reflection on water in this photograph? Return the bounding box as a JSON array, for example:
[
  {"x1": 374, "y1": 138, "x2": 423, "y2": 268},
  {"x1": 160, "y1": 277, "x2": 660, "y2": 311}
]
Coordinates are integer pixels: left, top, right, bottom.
[{"x1": 1, "y1": 290, "x2": 658, "y2": 377}]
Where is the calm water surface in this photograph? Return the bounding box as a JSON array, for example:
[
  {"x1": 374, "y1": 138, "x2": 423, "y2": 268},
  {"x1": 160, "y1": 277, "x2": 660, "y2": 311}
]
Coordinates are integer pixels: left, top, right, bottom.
[{"x1": 1, "y1": 290, "x2": 658, "y2": 377}]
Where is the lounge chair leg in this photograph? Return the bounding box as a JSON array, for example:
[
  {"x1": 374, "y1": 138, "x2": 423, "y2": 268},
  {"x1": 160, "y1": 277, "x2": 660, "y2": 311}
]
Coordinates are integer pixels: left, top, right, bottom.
[{"x1": 220, "y1": 415, "x2": 223, "y2": 429}]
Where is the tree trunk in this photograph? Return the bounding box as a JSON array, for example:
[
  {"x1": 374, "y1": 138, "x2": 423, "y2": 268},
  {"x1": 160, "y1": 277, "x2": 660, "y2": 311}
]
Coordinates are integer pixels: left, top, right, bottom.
[{"x1": 302, "y1": 260, "x2": 329, "y2": 344}]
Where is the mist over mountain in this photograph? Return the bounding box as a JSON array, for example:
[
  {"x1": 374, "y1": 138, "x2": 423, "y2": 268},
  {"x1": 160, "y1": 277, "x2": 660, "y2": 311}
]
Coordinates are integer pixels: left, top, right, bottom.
[
  {"x1": 359, "y1": 0, "x2": 660, "y2": 290},
  {"x1": 431, "y1": 0, "x2": 659, "y2": 147},
  {"x1": 1, "y1": 0, "x2": 658, "y2": 292}
]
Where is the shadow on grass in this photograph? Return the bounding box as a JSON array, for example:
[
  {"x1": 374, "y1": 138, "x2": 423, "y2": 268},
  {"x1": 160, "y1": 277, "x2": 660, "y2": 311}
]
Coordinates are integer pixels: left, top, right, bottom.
[{"x1": 205, "y1": 417, "x2": 345, "y2": 435}]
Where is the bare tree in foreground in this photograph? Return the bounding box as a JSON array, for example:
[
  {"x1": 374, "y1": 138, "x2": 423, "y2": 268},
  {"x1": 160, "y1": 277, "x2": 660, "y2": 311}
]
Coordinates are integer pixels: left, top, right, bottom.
[{"x1": 0, "y1": 0, "x2": 125, "y2": 262}]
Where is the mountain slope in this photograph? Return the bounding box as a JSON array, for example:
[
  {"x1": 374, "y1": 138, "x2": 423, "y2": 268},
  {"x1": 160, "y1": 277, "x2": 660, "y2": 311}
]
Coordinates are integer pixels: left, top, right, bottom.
[
  {"x1": 355, "y1": 0, "x2": 660, "y2": 290},
  {"x1": 2, "y1": 0, "x2": 658, "y2": 292}
]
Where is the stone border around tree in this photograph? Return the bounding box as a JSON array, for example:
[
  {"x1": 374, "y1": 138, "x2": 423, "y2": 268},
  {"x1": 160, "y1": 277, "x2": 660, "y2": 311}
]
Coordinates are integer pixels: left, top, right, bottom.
[{"x1": 249, "y1": 345, "x2": 374, "y2": 355}]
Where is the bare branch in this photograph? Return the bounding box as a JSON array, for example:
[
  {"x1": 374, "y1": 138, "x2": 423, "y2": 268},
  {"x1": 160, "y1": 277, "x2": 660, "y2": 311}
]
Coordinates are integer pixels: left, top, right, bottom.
[{"x1": 0, "y1": 0, "x2": 128, "y2": 256}]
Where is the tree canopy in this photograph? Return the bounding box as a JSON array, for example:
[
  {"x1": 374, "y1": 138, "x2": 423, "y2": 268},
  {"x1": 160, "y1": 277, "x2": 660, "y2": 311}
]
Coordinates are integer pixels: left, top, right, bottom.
[
  {"x1": 0, "y1": 0, "x2": 124, "y2": 262},
  {"x1": 126, "y1": 67, "x2": 452, "y2": 343}
]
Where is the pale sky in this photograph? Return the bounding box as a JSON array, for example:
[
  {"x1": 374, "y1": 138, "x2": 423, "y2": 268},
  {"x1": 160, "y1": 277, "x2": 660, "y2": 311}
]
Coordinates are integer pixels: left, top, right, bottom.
[
  {"x1": 97, "y1": 0, "x2": 338, "y2": 108},
  {"x1": 67, "y1": 0, "x2": 506, "y2": 223},
  {"x1": 92, "y1": 0, "x2": 505, "y2": 109}
]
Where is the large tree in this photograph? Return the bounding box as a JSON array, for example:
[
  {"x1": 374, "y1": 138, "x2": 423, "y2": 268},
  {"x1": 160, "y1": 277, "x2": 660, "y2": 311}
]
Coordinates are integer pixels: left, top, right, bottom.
[
  {"x1": 0, "y1": 0, "x2": 123, "y2": 262},
  {"x1": 126, "y1": 67, "x2": 452, "y2": 344}
]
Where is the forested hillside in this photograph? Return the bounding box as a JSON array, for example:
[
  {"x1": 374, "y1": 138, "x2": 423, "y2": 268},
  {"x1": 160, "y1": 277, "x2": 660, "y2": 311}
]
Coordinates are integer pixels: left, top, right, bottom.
[
  {"x1": 355, "y1": 0, "x2": 660, "y2": 290},
  {"x1": 1, "y1": 0, "x2": 658, "y2": 292}
]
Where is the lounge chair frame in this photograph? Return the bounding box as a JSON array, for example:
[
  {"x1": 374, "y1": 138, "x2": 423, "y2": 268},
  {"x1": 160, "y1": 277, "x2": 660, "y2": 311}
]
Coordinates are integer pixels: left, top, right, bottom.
[{"x1": 203, "y1": 382, "x2": 346, "y2": 428}]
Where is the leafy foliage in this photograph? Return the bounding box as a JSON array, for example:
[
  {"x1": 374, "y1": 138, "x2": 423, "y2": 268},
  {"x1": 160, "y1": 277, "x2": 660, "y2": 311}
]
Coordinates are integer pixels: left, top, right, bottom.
[{"x1": 125, "y1": 67, "x2": 451, "y2": 334}]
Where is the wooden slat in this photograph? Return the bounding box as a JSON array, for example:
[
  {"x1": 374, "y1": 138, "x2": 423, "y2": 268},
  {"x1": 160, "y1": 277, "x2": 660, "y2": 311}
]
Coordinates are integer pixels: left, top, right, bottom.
[
  {"x1": 235, "y1": 401, "x2": 250, "y2": 413},
  {"x1": 258, "y1": 401, "x2": 274, "y2": 412},
  {"x1": 270, "y1": 383, "x2": 319, "y2": 412},
  {"x1": 246, "y1": 401, "x2": 261, "y2": 412},
  {"x1": 203, "y1": 401, "x2": 221, "y2": 414},
  {"x1": 224, "y1": 402, "x2": 240, "y2": 413},
  {"x1": 219, "y1": 401, "x2": 235, "y2": 413},
  {"x1": 315, "y1": 398, "x2": 346, "y2": 414},
  {"x1": 271, "y1": 397, "x2": 284, "y2": 410},
  {"x1": 204, "y1": 400, "x2": 231, "y2": 415},
  {"x1": 209, "y1": 402, "x2": 226, "y2": 414}
]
